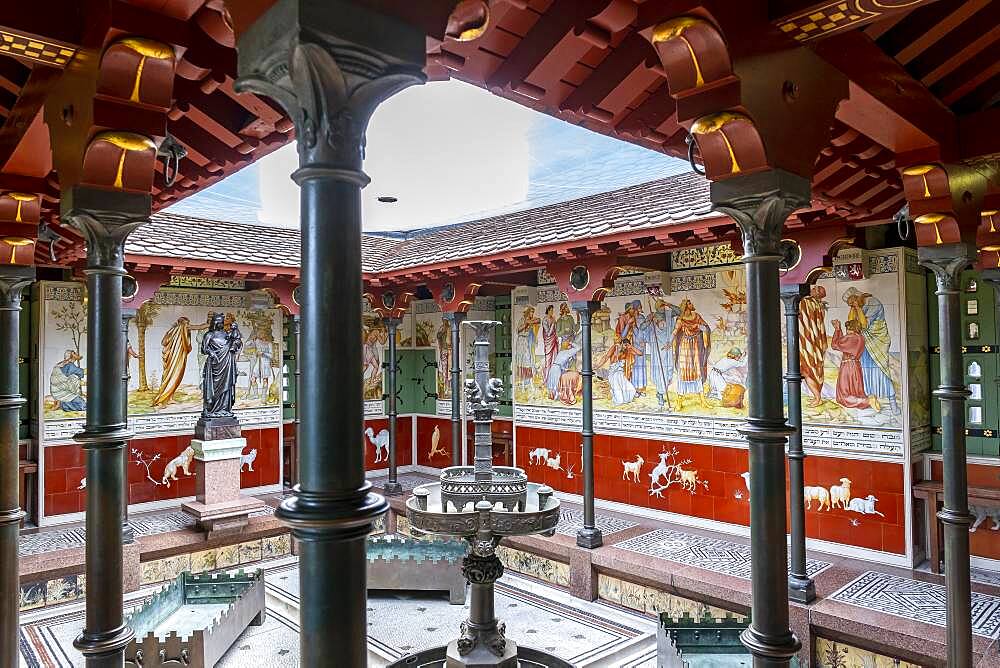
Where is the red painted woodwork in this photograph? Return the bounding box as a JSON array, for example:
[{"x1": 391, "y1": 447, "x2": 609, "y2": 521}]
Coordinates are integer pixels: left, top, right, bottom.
[
  {"x1": 42, "y1": 426, "x2": 281, "y2": 519},
  {"x1": 516, "y1": 424, "x2": 907, "y2": 555}
]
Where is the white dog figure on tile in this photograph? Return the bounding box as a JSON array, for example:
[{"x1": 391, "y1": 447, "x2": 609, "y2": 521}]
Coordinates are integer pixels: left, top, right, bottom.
[
  {"x1": 161, "y1": 446, "x2": 195, "y2": 487},
  {"x1": 240, "y1": 448, "x2": 258, "y2": 472}
]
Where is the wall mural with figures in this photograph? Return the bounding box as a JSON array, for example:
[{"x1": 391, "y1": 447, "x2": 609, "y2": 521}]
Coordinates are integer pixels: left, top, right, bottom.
[
  {"x1": 38, "y1": 281, "x2": 284, "y2": 522},
  {"x1": 512, "y1": 248, "x2": 925, "y2": 459}
]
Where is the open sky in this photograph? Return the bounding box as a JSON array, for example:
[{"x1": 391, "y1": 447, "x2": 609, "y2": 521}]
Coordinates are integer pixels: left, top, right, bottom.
[{"x1": 166, "y1": 80, "x2": 689, "y2": 233}]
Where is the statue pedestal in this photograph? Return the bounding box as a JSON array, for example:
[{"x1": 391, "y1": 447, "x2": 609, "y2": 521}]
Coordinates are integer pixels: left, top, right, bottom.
[{"x1": 182, "y1": 437, "x2": 263, "y2": 538}]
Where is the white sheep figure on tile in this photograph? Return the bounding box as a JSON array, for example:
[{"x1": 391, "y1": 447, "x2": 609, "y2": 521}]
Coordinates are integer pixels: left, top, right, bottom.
[
  {"x1": 364, "y1": 427, "x2": 389, "y2": 463},
  {"x1": 847, "y1": 494, "x2": 884, "y2": 517},
  {"x1": 829, "y1": 478, "x2": 852, "y2": 509},
  {"x1": 545, "y1": 452, "x2": 562, "y2": 471},
  {"x1": 804, "y1": 485, "x2": 830, "y2": 511}
]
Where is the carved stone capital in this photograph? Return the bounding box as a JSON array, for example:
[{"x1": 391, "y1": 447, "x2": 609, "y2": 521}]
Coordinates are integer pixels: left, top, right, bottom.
[
  {"x1": 235, "y1": 0, "x2": 426, "y2": 177},
  {"x1": 0, "y1": 265, "x2": 35, "y2": 310},
  {"x1": 710, "y1": 170, "x2": 810, "y2": 259},
  {"x1": 779, "y1": 284, "x2": 809, "y2": 315},
  {"x1": 919, "y1": 243, "x2": 976, "y2": 294},
  {"x1": 62, "y1": 187, "x2": 149, "y2": 272}
]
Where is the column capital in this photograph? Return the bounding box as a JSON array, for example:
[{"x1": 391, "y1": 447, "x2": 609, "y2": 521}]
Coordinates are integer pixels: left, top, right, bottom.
[
  {"x1": 234, "y1": 0, "x2": 426, "y2": 178},
  {"x1": 711, "y1": 170, "x2": 810, "y2": 259},
  {"x1": 443, "y1": 310, "x2": 467, "y2": 325},
  {"x1": 919, "y1": 242, "x2": 976, "y2": 293},
  {"x1": 63, "y1": 187, "x2": 149, "y2": 272},
  {"x1": 570, "y1": 300, "x2": 602, "y2": 315},
  {"x1": 779, "y1": 284, "x2": 809, "y2": 313},
  {"x1": 0, "y1": 265, "x2": 35, "y2": 309}
]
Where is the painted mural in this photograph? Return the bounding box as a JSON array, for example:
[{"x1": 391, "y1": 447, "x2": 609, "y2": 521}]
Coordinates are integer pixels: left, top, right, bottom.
[
  {"x1": 362, "y1": 314, "x2": 388, "y2": 401},
  {"x1": 511, "y1": 251, "x2": 912, "y2": 437},
  {"x1": 40, "y1": 282, "x2": 283, "y2": 441}
]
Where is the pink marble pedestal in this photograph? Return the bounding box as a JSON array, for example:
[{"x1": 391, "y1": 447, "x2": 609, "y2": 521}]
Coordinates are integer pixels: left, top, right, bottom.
[{"x1": 182, "y1": 437, "x2": 263, "y2": 538}]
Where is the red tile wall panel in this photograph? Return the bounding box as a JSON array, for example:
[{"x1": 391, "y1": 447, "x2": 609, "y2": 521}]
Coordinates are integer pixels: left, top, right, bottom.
[
  {"x1": 363, "y1": 417, "x2": 414, "y2": 470},
  {"x1": 42, "y1": 426, "x2": 282, "y2": 520},
  {"x1": 930, "y1": 459, "x2": 1000, "y2": 560},
  {"x1": 415, "y1": 415, "x2": 454, "y2": 468},
  {"x1": 515, "y1": 425, "x2": 907, "y2": 555}
]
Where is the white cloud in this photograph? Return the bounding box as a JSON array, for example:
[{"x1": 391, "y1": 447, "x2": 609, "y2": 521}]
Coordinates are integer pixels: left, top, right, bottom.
[{"x1": 256, "y1": 80, "x2": 534, "y2": 231}]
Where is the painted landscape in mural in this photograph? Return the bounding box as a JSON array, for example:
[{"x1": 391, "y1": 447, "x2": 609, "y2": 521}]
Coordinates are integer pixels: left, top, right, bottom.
[
  {"x1": 42, "y1": 283, "x2": 282, "y2": 423},
  {"x1": 512, "y1": 260, "x2": 908, "y2": 430}
]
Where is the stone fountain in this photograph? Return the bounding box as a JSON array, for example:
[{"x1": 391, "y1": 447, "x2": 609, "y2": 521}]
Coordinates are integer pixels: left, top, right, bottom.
[{"x1": 397, "y1": 321, "x2": 565, "y2": 668}]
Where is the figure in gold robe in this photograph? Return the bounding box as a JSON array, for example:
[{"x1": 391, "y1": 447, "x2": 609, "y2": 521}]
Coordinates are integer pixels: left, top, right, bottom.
[
  {"x1": 672, "y1": 299, "x2": 711, "y2": 402},
  {"x1": 152, "y1": 316, "x2": 208, "y2": 407}
]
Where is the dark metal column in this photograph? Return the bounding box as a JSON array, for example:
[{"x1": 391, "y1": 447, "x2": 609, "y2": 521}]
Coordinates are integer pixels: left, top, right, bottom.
[
  {"x1": 291, "y1": 314, "x2": 301, "y2": 488},
  {"x1": 0, "y1": 266, "x2": 33, "y2": 668},
  {"x1": 573, "y1": 301, "x2": 602, "y2": 549},
  {"x1": 714, "y1": 171, "x2": 807, "y2": 668},
  {"x1": 921, "y1": 244, "x2": 974, "y2": 668},
  {"x1": 383, "y1": 317, "x2": 402, "y2": 495},
  {"x1": 65, "y1": 188, "x2": 146, "y2": 668},
  {"x1": 445, "y1": 311, "x2": 466, "y2": 467},
  {"x1": 779, "y1": 285, "x2": 814, "y2": 604},
  {"x1": 120, "y1": 308, "x2": 136, "y2": 544},
  {"x1": 236, "y1": 7, "x2": 424, "y2": 663}
]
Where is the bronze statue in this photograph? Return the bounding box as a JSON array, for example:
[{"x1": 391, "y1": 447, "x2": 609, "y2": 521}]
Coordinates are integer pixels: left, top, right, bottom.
[{"x1": 200, "y1": 313, "x2": 242, "y2": 420}]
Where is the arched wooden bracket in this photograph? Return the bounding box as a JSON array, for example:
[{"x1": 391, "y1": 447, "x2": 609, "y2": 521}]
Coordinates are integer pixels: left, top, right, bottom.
[
  {"x1": 545, "y1": 256, "x2": 621, "y2": 303},
  {"x1": 98, "y1": 38, "x2": 177, "y2": 110},
  {"x1": 81, "y1": 131, "x2": 158, "y2": 193},
  {"x1": 364, "y1": 288, "x2": 415, "y2": 320},
  {"x1": 899, "y1": 162, "x2": 991, "y2": 247},
  {"x1": 427, "y1": 277, "x2": 483, "y2": 313},
  {"x1": 689, "y1": 112, "x2": 767, "y2": 181},
  {"x1": 646, "y1": 14, "x2": 734, "y2": 100},
  {"x1": 776, "y1": 225, "x2": 853, "y2": 286}
]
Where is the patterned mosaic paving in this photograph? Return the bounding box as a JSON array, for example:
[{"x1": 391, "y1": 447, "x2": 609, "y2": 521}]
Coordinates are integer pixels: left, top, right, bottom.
[
  {"x1": 266, "y1": 562, "x2": 656, "y2": 666},
  {"x1": 554, "y1": 508, "x2": 637, "y2": 538},
  {"x1": 973, "y1": 568, "x2": 1000, "y2": 588},
  {"x1": 366, "y1": 472, "x2": 437, "y2": 492},
  {"x1": 830, "y1": 571, "x2": 1000, "y2": 639},
  {"x1": 614, "y1": 529, "x2": 831, "y2": 580},
  {"x1": 18, "y1": 507, "x2": 274, "y2": 557}
]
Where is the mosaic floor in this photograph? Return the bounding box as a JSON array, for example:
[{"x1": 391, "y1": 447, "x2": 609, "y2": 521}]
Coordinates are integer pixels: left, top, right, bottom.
[
  {"x1": 367, "y1": 472, "x2": 438, "y2": 492},
  {"x1": 19, "y1": 557, "x2": 656, "y2": 667},
  {"x1": 266, "y1": 560, "x2": 657, "y2": 666},
  {"x1": 614, "y1": 528, "x2": 832, "y2": 580},
  {"x1": 830, "y1": 571, "x2": 1000, "y2": 639},
  {"x1": 18, "y1": 507, "x2": 275, "y2": 557},
  {"x1": 554, "y1": 508, "x2": 638, "y2": 538}
]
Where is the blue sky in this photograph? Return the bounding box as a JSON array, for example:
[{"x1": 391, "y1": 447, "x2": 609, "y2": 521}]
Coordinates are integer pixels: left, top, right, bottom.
[{"x1": 166, "y1": 80, "x2": 688, "y2": 232}]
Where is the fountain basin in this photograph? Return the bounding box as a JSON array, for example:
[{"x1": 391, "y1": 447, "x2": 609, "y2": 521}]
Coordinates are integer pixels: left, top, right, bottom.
[{"x1": 407, "y1": 481, "x2": 560, "y2": 538}]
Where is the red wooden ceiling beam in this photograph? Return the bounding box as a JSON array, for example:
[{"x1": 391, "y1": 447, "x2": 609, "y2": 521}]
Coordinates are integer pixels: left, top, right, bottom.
[{"x1": 769, "y1": 0, "x2": 943, "y2": 43}]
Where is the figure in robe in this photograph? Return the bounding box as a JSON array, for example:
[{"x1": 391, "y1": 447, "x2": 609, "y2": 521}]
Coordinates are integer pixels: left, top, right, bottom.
[
  {"x1": 540, "y1": 304, "x2": 559, "y2": 380},
  {"x1": 597, "y1": 338, "x2": 642, "y2": 405},
  {"x1": 50, "y1": 349, "x2": 86, "y2": 411},
  {"x1": 545, "y1": 342, "x2": 581, "y2": 401},
  {"x1": 831, "y1": 319, "x2": 881, "y2": 411},
  {"x1": 614, "y1": 303, "x2": 640, "y2": 381},
  {"x1": 641, "y1": 299, "x2": 681, "y2": 408},
  {"x1": 362, "y1": 323, "x2": 387, "y2": 389},
  {"x1": 630, "y1": 300, "x2": 648, "y2": 395},
  {"x1": 706, "y1": 347, "x2": 747, "y2": 407},
  {"x1": 556, "y1": 303, "x2": 577, "y2": 350},
  {"x1": 673, "y1": 299, "x2": 711, "y2": 402},
  {"x1": 153, "y1": 316, "x2": 208, "y2": 407},
  {"x1": 516, "y1": 307, "x2": 540, "y2": 389},
  {"x1": 201, "y1": 313, "x2": 243, "y2": 418},
  {"x1": 436, "y1": 318, "x2": 451, "y2": 395},
  {"x1": 844, "y1": 287, "x2": 895, "y2": 407},
  {"x1": 799, "y1": 284, "x2": 829, "y2": 406}
]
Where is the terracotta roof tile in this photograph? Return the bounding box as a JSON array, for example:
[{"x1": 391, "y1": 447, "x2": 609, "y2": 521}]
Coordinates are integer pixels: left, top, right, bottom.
[{"x1": 136, "y1": 171, "x2": 712, "y2": 275}]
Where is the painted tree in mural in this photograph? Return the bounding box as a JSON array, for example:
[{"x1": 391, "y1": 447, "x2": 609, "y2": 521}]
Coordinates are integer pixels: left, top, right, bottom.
[
  {"x1": 51, "y1": 302, "x2": 86, "y2": 355},
  {"x1": 133, "y1": 301, "x2": 160, "y2": 392}
]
